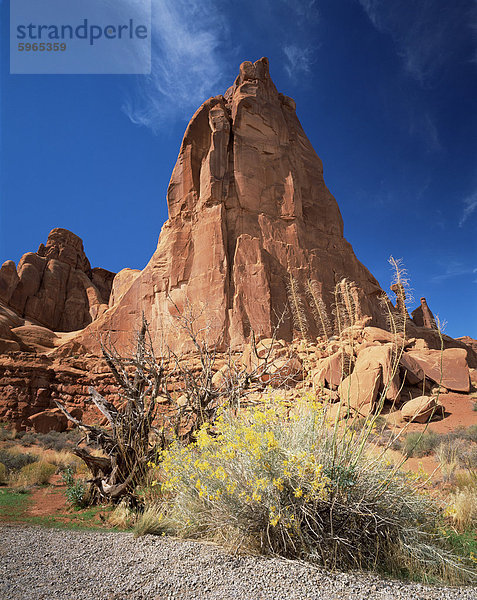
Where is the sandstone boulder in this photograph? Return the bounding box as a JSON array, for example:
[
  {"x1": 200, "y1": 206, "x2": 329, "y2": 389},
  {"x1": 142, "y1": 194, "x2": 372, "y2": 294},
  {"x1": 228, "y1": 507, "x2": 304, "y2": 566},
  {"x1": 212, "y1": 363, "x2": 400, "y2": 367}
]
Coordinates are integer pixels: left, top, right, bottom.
[
  {"x1": 401, "y1": 396, "x2": 444, "y2": 423},
  {"x1": 456, "y1": 336, "x2": 477, "y2": 355},
  {"x1": 312, "y1": 349, "x2": 352, "y2": 389},
  {"x1": 362, "y1": 326, "x2": 404, "y2": 345},
  {"x1": 338, "y1": 365, "x2": 382, "y2": 415},
  {"x1": 11, "y1": 325, "x2": 59, "y2": 352},
  {"x1": 28, "y1": 408, "x2": 68, "y2": 433},
  {"x1": 399, "y1": 352, "x2": 425, "y2": 385},
  {"x1": 0, "y1": 339, "x2": 21, "y2": 353},
  {"x1": 355, "y1": 344, "x2": 400, "y2": 401},
  {"x1": 407, "y1": 348, "x2": 470, "y2": 392},
  {"x1": 259, "y1": 357, "x2": 303, "y2": 388}
]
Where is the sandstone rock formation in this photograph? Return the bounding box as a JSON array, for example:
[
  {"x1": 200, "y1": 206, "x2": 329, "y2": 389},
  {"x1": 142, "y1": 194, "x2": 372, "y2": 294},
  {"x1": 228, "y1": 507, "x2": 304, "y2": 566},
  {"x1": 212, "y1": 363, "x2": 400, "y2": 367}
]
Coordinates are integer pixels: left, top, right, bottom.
[
  {"x1": 78, "y1": 57, "x2": 389, "y2": 354},
  {"x1": 0, "y1": 58, "x2": 475, "y2": 434},
  {"x1": 411, "y1": 297, "x2": 437, "y2": 329},
  {"x1": 0, "y1": 228, "x2": 115, "y2": 332}
]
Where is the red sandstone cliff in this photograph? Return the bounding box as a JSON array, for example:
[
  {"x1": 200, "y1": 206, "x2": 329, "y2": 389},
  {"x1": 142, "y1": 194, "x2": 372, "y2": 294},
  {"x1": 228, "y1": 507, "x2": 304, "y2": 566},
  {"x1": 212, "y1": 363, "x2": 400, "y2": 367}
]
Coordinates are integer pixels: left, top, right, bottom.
[{"x1": 77, "y1": 57, "x2": 387, "y2": 353}]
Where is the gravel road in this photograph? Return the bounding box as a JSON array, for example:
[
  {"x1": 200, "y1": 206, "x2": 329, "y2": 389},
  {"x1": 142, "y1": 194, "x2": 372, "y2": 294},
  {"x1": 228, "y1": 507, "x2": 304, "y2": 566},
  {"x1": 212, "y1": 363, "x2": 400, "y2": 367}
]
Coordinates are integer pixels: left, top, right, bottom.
[{"x1": 0, "y1": 524, "x2": 475, "y2": 600}]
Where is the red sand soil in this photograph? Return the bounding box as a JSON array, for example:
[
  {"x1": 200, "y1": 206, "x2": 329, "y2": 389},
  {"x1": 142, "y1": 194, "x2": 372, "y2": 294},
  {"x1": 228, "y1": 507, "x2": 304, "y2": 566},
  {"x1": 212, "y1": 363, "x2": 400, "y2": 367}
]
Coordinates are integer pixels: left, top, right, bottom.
[{"x1": 27, "y1": 475, "x2": 69, "y2": 518}]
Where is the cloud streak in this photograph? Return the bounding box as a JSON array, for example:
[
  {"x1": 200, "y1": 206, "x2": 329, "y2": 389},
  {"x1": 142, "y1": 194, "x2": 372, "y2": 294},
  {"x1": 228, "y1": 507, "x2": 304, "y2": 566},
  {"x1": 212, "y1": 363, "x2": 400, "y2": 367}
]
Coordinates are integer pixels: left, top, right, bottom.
[
  {"x1": 459, "y1": 190, "x2": 477, "y2": 227},
  {"x1": 122, "y1": 0, "x2": 322, "y2": 133},
  {"x1": 358, "y1": 0, "x2": 477, "y2": 84},
  {"x1": 122, "y1": 0, "x2": 229, "y2": 133},
  {"x1": 431, "y1": 262, "x2": 477, "y2": 283}
]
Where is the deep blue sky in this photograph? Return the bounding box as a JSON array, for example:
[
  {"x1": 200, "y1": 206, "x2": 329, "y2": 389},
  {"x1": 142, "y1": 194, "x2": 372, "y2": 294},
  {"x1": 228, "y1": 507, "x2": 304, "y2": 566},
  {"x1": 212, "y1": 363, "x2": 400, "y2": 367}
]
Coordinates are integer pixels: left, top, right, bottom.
[{"x1": 1, "y1": 0, "x2": 476, "y2": 338}]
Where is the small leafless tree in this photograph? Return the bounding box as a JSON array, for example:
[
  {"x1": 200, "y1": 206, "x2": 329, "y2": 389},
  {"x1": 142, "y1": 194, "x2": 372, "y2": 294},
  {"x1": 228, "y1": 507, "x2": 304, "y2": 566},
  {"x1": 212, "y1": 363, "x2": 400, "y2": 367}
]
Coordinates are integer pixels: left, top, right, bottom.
[
  {"x1": 55, "y1": 304, "x2": 296, "y2": 505},
  {"x1": 55, "y1": 316, "x2": 170, "y2": 505}
]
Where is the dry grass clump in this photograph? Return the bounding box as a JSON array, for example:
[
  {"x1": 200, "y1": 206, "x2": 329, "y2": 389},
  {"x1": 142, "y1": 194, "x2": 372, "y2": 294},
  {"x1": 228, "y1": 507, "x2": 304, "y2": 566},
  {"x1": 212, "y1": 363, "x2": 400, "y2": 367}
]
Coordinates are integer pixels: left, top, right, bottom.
[
  {"x1": 140, "y1": 397, "x2": 473, "y2": 583},
  {"x1": 108, "y1": 500, "x2": 137, "y2": 529},
  {"x1": 0, "y1": 462, "x2": 7, "y2": 485},
  {"x1": 445, "y1": 486, "x2": 477, "y2": 531},
  {"x1": 134, "y1": 504, "x2": 164, "y2": 537},
  {"x1": 14, "y1": 461, "x2": 56, "y2": 486}
]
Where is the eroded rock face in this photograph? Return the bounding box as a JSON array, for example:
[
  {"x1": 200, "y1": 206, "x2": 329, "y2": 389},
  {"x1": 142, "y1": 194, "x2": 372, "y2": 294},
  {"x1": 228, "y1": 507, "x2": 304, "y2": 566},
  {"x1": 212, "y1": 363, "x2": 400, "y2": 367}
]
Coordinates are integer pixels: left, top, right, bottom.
[
  {"x1": 0, "y1": 228, "x2": 115, "y2": 332},
  {"x1": 80, "y1": 57, "x2": 387, "y2": 354}
]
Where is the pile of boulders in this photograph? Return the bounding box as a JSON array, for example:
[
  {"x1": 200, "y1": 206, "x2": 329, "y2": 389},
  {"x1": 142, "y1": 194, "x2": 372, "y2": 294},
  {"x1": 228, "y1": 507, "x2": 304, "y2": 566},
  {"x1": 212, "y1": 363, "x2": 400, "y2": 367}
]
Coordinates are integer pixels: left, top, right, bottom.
[{"x1": 237, "y1": 324, "x2": 475, "y2": 425}]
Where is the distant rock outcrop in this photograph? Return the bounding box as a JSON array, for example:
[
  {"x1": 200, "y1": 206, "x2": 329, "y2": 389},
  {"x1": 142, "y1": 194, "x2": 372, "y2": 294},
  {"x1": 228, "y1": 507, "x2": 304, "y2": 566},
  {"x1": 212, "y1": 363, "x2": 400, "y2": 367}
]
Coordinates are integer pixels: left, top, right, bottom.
[
  {"x1": 0, "y1": 228, "x2": 115, "y2": 332},
  {"x1": 411, "y1": 297, "x2": 437, "y2": 330}
]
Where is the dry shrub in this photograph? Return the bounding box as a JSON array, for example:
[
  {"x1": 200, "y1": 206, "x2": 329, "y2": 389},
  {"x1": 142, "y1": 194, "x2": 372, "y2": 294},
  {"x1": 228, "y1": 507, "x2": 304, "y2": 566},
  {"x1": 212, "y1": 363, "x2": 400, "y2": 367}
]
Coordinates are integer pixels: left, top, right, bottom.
[
  {"x1": 141, "y1": 398, "x2": 473, "y2": 583},
  {"x1": 0, "y1": 448, "x2": 38, "y2": 472},
  {"x1": 14, "y1": 461, "x2": 56, "y2": 486},
  {"x1": 0, "y1": 462, "x2": 7, "y2": 485},
  {"x1": 108, "y1": 500, "x2": 137, "y2": 529}
]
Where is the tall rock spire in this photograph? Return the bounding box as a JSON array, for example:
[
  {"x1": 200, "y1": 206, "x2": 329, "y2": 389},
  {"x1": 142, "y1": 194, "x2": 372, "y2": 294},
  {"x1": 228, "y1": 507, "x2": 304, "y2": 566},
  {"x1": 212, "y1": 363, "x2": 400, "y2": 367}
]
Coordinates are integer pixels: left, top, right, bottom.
[{"x1": 81, "y1": 57, "x2": 387, "y2": 351}]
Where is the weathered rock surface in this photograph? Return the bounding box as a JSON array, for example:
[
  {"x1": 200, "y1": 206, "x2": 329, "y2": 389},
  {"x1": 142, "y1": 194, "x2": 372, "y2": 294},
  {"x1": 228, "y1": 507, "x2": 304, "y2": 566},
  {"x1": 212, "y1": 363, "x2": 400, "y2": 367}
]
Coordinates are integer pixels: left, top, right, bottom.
[
  {"x1": 0, "y1": 228, "x2": 115, "y2": 332},
  {"x1": 28, "y1": 408, "x2": 68, "y2": 433},
  {"x1": 456, "y1": 336, "x2": 477, "y2": 356},
  {"x1": 401, "y1": 395, "x2": 444, "y2": 423},
  {"x1": 0, "y1": 352, "x2": 119, "y2": 430},
  {"x1": 0, "y1": 59, "x2": 475, "y2": 433},
  {"x1": 77, "y1": 57, "x2": 388, "y2": 355},
  {"x1": 406, "y1": 348, "x2": 470, "y2": 393},
  {"x1": 108, "y1": 268, "x2": 141, "y2": 307},
  {"x1": 312, "y1": 349, "x2": 352, "y2": 390}
]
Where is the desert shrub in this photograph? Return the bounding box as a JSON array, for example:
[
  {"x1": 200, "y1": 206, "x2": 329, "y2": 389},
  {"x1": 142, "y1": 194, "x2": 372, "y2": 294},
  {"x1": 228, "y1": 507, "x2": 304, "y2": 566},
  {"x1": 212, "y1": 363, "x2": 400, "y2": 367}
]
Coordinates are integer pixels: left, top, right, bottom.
[
  {"x1": 0, "y1": 425, "x2": 13, "y2": 442},
  {"x1": 403, "y1": 431, "x2": 441, "y2": 457},
  {"x1": 61, "y1": 467, "x2": 87, "y2": 508},
  {"x1": 461, "y1": 425, "x2": 477, "y2": 443},
  {"x1": 0, "y1": 463, "x2": 7, "y2": 485},
  {"x1": 0, "y1": 449, "x2": 38, "y2": 472},
  {"x1": 146, "y1": 399, "x2": 471, "y2": 582},
  {"x1": 15, "y1": 461, "x2": 56, "y2": 486},
  {"x1": 36, "y1": 430, "x2": 81, "y2": 451},
  {"x1": 437, "y1": 439, "x2": 477, "y2": 483},
  {"x1": 18, "y1": 432, "x2": 38, "y2": 446}
]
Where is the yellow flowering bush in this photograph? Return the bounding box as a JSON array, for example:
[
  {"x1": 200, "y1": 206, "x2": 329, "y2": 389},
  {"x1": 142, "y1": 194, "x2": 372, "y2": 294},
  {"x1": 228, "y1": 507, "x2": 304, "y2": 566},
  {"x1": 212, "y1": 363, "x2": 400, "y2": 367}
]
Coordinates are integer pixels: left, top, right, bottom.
[
  {"x1": 154, "y1": 400, "x2": 332, "y2": 556},
  {"x1": 135, "y1": 397, "x2": 477, "y2": 583}
]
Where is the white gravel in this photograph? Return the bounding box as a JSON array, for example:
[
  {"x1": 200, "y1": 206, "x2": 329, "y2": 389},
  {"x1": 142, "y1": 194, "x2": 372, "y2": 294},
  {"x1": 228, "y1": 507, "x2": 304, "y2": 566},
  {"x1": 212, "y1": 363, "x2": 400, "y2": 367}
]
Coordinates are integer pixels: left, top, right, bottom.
[{"x1": 0, "y1": 524, "x2": 476, "y2": 600}]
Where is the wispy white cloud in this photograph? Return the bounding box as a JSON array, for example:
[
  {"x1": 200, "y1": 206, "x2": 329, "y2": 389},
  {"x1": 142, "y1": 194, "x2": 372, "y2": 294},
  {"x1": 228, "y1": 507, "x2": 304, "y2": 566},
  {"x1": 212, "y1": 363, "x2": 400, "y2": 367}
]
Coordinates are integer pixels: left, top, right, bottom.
[
  {"x1": 408, "y1": 111, "x2": 441, "y2": 152},
  {"x1": 279, "y1": 1, "x2": 319, "y2": 79},
  {"x1": 122, "y1": 0, "x2": 229, "y2": 133},
  {"x1": 459, "y1": 190, "x2": 477, "y2": 227},
  {"x1": 122, "y1": 0, "x2": 322, "y2": 132},
  {"x1": 431, "y1": 262, "x2": 477, "y2": 282},
  {"x1": 358, "y1": 0, "x2": 477, "y2": 84},
  {"x1": 283, "y1": 44, "x2": 315, "y2": 78}
]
